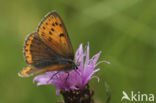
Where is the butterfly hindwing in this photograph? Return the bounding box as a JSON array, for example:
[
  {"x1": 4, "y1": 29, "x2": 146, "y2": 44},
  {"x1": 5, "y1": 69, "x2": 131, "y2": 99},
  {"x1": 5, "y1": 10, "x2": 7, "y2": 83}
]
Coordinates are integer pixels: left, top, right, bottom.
[
  {"x1": 18, "y1": 66, "x2": 41, "y2": 77},
  {"x1": 37, "y1": 11, "x2": 74, "y2": 60},
  {"x1": 18, "y1": 64, "x2": 74, "y2": 77}
]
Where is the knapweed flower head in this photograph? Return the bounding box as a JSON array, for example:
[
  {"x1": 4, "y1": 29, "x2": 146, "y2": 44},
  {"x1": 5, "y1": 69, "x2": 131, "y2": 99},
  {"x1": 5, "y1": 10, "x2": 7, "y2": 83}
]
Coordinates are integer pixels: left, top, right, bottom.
[{"x1": 34, "y1": 43, "x2": 109, "y2": 96}]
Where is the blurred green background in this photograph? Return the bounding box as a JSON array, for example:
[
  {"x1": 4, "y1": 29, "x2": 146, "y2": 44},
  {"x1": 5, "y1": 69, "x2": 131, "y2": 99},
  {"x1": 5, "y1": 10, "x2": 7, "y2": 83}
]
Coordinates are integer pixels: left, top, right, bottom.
[{"x1": 0, "y1": 0, "x2": 156, "y2": 103}]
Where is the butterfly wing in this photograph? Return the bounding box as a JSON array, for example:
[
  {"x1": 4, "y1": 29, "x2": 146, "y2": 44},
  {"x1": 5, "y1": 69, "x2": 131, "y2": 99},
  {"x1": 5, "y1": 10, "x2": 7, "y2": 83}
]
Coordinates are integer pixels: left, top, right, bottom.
[
  {"x1": 18, "y1": 64, "x2": 73, "y2": 77},
  {"x1": 37, "y1": 11, "x2": 74, "y2": 60},
  {"x1": 18, "y1": 66, "x2": 40, "y2": 77},
  {"x1": 24, "y1": 32, "x2": 59, "y2": 66}
]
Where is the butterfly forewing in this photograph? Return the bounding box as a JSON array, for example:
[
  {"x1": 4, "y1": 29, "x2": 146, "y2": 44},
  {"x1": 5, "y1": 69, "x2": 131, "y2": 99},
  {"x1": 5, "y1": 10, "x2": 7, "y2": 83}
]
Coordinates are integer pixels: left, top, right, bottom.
[
  {"x1": 24, "y1": 32, "x2": 59, "y2": 66},
  {"x1": 37, "y1": 11, "x2": 74, "y2": 60}
]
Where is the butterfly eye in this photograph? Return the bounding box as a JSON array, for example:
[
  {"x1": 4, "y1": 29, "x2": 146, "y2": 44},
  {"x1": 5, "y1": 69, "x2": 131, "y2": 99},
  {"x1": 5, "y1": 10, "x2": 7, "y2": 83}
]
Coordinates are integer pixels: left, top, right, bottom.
[{"x1": 75, "y1": 65, "x2": 78, "y2": 69}]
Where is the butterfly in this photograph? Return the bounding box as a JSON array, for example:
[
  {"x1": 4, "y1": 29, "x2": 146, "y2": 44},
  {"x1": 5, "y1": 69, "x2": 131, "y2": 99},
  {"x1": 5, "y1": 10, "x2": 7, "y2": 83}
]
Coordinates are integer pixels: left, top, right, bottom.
[{"x1": 18, "y1": 11, "x2": 77, "y2": 77}]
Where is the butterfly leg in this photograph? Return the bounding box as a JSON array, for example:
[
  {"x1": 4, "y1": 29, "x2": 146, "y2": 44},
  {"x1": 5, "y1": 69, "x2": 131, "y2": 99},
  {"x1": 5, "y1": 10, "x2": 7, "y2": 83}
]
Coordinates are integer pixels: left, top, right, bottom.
[
  {"x1": 64, "y1": 72, "x2": 70, "y2": 83},
  {"x1": 47, "y1": 71, "x2": 60, "y2": 83},
  {"x1": 74, "y1": 69, "x2": 81, "y2": 76}
]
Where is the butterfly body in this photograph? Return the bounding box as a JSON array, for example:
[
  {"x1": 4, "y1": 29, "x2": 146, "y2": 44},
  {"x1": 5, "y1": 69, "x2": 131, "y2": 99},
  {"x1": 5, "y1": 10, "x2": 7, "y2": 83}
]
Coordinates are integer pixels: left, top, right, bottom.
[{"x1": 18, "y1": 11, "x2": 77, "y2": 77}]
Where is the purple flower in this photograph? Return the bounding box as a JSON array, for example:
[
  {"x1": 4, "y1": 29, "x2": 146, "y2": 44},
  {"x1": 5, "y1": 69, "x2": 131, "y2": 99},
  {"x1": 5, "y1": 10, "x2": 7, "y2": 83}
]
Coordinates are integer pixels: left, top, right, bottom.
[{"x1": 33, "y1": 43, "x2": 110, "y2": 96}]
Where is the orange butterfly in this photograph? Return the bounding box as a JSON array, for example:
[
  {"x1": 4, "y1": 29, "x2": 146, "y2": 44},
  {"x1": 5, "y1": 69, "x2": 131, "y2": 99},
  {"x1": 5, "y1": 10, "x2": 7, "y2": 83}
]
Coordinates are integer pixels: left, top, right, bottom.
[{"x1": 18, "y1": 11, "x2": 77, "y2": 77}]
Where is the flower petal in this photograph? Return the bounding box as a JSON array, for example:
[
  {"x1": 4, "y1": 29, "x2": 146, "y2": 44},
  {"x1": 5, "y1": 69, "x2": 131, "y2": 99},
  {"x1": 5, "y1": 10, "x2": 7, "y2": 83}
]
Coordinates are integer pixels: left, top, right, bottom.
[
  {"x1": 96, "y1": 60, "x2": 110, "y2": 66},
  {"x1": 91, "y1": 76, "x2": 100, "y2": 82},
  {"x1": 56, "y1": 89, "x2": 60, "y2": 96}
]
